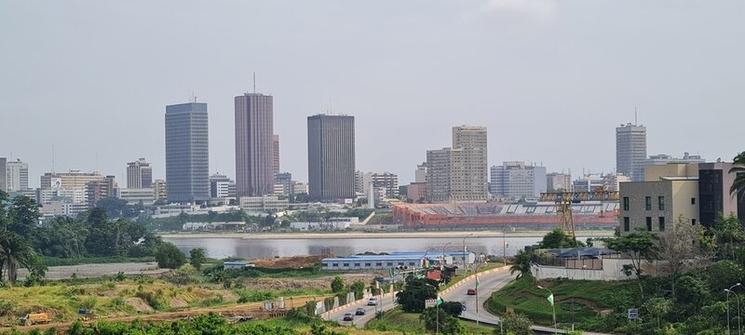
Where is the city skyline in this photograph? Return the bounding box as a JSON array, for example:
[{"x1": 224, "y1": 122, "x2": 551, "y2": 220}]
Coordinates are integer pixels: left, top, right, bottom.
[{"x1": 2, "y1": 1, "x2": 742, "y2": 187}]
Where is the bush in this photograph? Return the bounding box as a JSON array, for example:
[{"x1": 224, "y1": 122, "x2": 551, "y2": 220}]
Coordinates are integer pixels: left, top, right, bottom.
[
  {"x1": 440, "y1": 301, "x2": 464, "y2": 316},
  {"x1": 237, "y1": 290, "x2": 274, "y2": 303},
  {"x1": 502, "y1": 311, "x2": 532, "y2": 335},
  {"x1": 135, "y1": 290, "x2": 167, "y2": 310},
  {"x1": 155, "y1": 242, "x2": 187, "y2": 269},
  {"x1": 0, "y1": 300, "x2": 15, "y2": 316},
  {"x1": 331, "y1": 276, "x2": 344, "y2": 293}
]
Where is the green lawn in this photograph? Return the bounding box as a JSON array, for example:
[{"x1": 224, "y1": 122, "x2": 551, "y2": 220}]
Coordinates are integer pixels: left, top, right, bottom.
[
  {"x1": 366, "y1": 308, "x2": 495, "y2": 334},
  {"x1": 486, "y1": 276, "x2": 639, "y2": 326}
]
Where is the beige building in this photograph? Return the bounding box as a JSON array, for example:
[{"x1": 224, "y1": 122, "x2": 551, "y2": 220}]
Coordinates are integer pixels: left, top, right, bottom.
[
  {"x1": 426, "y1": 126, "x2": 487, "y2": 202},
  {"x1": 620, "y1": 164, "x2": 699, "y2": 234},
  {"x1": 152, "y1": 179, "x2": 167, "y2": 202}
]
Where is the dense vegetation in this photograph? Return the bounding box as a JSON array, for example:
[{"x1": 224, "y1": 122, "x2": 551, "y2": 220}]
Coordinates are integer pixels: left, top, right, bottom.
[
  {"x1": 0, "y1": 191, "x2": 187, "y2": 285},
  {"x1": 500, "y1": 214, "x2": 745, "y2": 334}
]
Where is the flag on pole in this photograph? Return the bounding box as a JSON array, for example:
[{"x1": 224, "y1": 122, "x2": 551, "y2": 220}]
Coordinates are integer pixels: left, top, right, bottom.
[
  {"x1": 475, "y1": 275, "x2": 480, "y2": 290},
  {"x1": 546, "y1": 293, "x2": 554, "y2": 306},
  {"x1": 436, "y1": 296, "x2": 443, "y2": 306}
]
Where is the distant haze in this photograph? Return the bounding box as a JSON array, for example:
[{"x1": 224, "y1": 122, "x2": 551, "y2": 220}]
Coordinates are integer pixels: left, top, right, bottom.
[{"x1": 1, "y1": 1, "x2": 743, "y2": 188}]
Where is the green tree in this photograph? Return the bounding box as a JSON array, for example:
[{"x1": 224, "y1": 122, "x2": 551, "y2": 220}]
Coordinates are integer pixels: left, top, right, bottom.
[
  {"x1": 658, "y1": 218, "x2": 713, "y2": 296},
  {"x1": 33, "y1": 216, "x2": 87, "y2": 258},
  {"x1": 349, "y1": 280, "x2": 365, "y2": 299},
  {"x1": 0, "y1": 230, "x2": 41, "y2": 284},
  {"x1": 154, "y1": 242, "x2": 186, "y2": 269},
  {"x1": 395, "y1": 276, "x2": 438, "y2": 312},
  {"x1": 538, "y1": 228, "x2": 584, "y2": 248},
  {"x1": 96, "y1": 197, "x2": 134, "y2": 218},
  {"x1": 707, "y1": 260, "x2": 745, "y2": 294},
  {"x1": 643, "y1": 297, "x2": 672, "y2": 329},
  {"x1": 500, "y1": 311, "x2": 532, "y2": 335},
  {"x1": 7, "y1": 195, "x2": 40, "y2": 237},
  {"x1": 510, "y1": 249, "x2": 533, "y2": 279},
  {"x1": 330, "y1": 276, "x2": 344, "y2": 293},
  {"x1": 729, "y1": 151, "x2": 745, "y2": 197},
  {"x1": 189, "y1": 248, "x2": 207, "y2": 270},
  {"x1": 712, "y1": 214, "x2": 745, "y2": 261},
  {"x1": 605, "y1": 231, "x2": 659, "y2": 297},
  {"x1": 84, "y1": 208, "x2": 117, "y2": 256},
  {"x1": 420, "y1": 307, "x2": 464, "y2": 335},
  {"x1": 440, "y1": 301, "x2": 464, "y2": 316}
]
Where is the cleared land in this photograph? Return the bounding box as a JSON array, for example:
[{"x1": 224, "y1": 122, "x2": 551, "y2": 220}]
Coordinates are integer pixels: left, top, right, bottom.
[
  {"x1": 366, "y1": 308, "x2": 494, "y2": 334},
  {"x1": 16, "y1": 262, "x2": 168, "y2": 280}
]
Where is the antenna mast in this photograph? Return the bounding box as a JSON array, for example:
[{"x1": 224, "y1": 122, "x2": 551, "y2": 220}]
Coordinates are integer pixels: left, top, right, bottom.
[
  {"x1": 634, "y1": 106, "x2": 638, "y2": 125},
  {"x1": 253, "y1": 72, "x2": 256, "y2": 94}
]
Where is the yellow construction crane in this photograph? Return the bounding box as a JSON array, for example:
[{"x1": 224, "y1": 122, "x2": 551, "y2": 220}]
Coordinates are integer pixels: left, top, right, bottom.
[{"x1": 555, "y1": 192, "x2": 576, "y2": 242}]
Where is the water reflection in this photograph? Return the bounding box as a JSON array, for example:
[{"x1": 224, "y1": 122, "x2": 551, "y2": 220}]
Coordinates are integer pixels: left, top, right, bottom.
[{"x1": 163, "y1": 235, "x2": 595, "y2": 260}]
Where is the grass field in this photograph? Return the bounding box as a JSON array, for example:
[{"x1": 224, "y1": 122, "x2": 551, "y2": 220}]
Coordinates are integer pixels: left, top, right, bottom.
[
  {"x1": 486, "y1": 276, "x2": 638, "y2": 326},
  {"x1": 366, "y1": 308, "x2": 495, "y2": 334}
]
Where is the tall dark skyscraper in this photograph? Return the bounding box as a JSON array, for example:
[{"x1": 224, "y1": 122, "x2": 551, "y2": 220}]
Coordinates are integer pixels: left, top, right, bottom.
[
  {"x1": 165, "y1": 102, "x2": 209, "y2": 203},
  {"x1": 616, "y1": 122, "x2": 647, "y2": 182},
  {"x1": 307, "y1": 114, "x2": 355, "y2": 201},
  {"x1": 234, "y1": 93, "x2": 274, "y2": 197}
]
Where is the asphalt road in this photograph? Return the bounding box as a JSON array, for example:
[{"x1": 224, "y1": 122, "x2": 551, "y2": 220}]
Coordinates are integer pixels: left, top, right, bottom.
[
  {"x1": 440, "y1": 267, "x2": 515, "y2": 326},
  {"x1": 324, "y1": 292, "x2": 398, "y2": 328}
]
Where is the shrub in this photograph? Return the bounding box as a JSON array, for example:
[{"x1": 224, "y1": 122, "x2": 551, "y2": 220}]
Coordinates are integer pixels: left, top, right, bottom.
[
  {"x1": 237, "y1": 290, "x2": 274, "y2": 303},
  {"x1": 154, "y1": 242, "x2": 187, "y2": 269},
  {"x1": 0, "y1": 300, "x2": 15, "y2": 316}
]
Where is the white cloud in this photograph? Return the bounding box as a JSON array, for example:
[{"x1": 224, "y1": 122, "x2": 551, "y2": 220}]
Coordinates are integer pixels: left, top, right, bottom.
[{"x1": 481, "y1": 0, "x2": 558, "y2": 20}]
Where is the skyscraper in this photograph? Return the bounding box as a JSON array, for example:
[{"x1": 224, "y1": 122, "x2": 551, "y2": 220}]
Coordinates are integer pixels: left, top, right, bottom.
[
  {"x1": 616, "y1": 123, "x2": 647, "y2": 182},
  {"x1": 126, "y1": 158, "x2": 152, "y2": 189},
  {"x1": 6, "y1": 158, "x2": 29, "y2": 192},
  {"x1": 235, "y1": 93, "x2": 274, "y2": 197},
  {"x1": 165, "y1": 102, "x2": 209, "y2": 203},
  {"x1": 273, "y1": 134, "x2": 280, "y2": 177},
  {"x1": 307, "y1": 114, "x2": 355, "y2": 201},
  {"x1": 451, "y1": 126, "x2": 488, "y2": 201}
]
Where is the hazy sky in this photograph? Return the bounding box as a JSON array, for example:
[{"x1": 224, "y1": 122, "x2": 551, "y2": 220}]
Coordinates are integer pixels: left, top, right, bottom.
[{"x1": 2, "y1": 0, "x2": 744, "y2": 188}]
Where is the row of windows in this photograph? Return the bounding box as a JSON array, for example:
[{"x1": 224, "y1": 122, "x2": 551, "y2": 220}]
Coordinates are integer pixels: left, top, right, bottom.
[
  {"x1": 324, "y1": 261, "x2": 418, "y2": 268},
  {"x1": 622, "y1": 216, "x2": 666, "y2": 232},
  {"x1": 623, "y1": 216, "x2": 698, "y2": 232},
  {"x1": 622, "y1": 196, "x2": 697, "y2": 211}
]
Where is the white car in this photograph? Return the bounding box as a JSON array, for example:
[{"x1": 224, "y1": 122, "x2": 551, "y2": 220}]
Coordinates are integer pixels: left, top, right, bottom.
[{"x1": 367, "y1": 297, "x2": 378, "y2": 306}]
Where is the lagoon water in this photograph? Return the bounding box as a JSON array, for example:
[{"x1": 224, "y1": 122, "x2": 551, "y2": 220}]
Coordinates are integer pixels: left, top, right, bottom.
[{"x1": 163, "y1": 235, "x2": 599, "y2": 260}]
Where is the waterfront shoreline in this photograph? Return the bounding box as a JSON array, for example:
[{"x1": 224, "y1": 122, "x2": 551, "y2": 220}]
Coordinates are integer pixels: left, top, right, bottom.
[{"x1": 160, "y1": 229, "x2": 615, "y2": 240}]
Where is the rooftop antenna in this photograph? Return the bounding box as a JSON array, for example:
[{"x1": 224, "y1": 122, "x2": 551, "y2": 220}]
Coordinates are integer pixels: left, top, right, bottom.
[
  {"x1": 51, "y1": 145, "x2": 55, "y2": 173},
  {"x1": 634, "y1": 106, "x2": 638, "y2": 125},
  {"x1": 192, "y1": 91, "x2": 197, "y2": 103},
  {"x1": 253, "y1": 72, "x2": 256, "y2": 94}
]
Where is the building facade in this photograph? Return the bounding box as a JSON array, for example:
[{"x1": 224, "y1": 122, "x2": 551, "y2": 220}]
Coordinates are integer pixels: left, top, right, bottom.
[
  {"x1": 619, "y1": 177, "x2": 699, "y2": 234},
  {"x1": 616, "y1": 123, "x2": 647, "y2": 182},
  {"x1": 165, "y1": 102, "x2": 210, "y2": 203},
  {"x1": 273, "y1": 134, "x2": 280, "y2": 177},
  {"x1": 450, "y1": 126, "x2": 488, "y2": 201},
  {"x1": 645, "y1": 152, "x2": 705, "y2": 168},
  {"x1": 209, "y1": 173, "x2": 237, "y2": 199},
  {"x1": 371, "y1": 172, "x2": 399, "y2": 198},
  {"x1": 489, "y1": 161, "x2": 547, "y2": 199},
  {"x1": 119, "y1": 188, "x2": 155, "y2": 205},
  {"x1": 85, "y1": 175, "x2": 117, "y2": 208},
  {"x1": 546, "y1": 172, "x2": 571, "y2": 193},
  {"x1": 152, "y1": 179, "x2": 167, "y2": 202},
  {"x1": 307, "y1": 114, "x2": 355, "y2": 201},
  {"x1": 126, "y1": 158, "x2": 152, "y2": 189},
  {"x1": 0, "y1": 157, "x2": 6, "y2": 192},
  {"x1": 6, "y1": 158, "x2": 29, "y2": 192},
  {"x1": 698, "y1": 162, "x2": 740, "y2": 228},
  {"x1": 415, "y1": 162, "x2": 427, "y2": 183},
  {"x1": 235, "y1": 93, "x2": 274, "y2": 197},
  {"x1": 425, "y1": 148, "x2": 452, "y2": 202},
  {"x1": 274, "y1": 172, "x2": 292, "y2": 196}
]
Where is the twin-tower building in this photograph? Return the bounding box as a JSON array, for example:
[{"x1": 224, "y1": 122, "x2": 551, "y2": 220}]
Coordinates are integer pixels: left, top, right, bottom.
[{"x1": 165, "y1": 92, "x2": 355, "y2": 203}]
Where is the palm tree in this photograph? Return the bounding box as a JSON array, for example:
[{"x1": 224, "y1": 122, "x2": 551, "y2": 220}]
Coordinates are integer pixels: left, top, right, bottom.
[
  {"x1": 510, "y1": 249, "x2": 534, "y2": 279},
  {"x1": 730, "y1": 151, "x2": 745, "y2": 197},
  {"x1": 0, "y1": 229, "x2": 37, "y2": 284}
]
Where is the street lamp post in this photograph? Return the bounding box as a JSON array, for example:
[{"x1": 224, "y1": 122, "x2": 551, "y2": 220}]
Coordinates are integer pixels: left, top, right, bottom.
[
  {"x1": 424, "y1": 283, "x2": 439, "y2": 335},
  {"x1": 726, "y1": 283, "x2": 742, "y2": 335},
  {"x1": 463, "y1": 233, "x2": 474, "y2": 273},
  {"x1": 537, "y1": 285, "x2": 557, "y2": 335}
]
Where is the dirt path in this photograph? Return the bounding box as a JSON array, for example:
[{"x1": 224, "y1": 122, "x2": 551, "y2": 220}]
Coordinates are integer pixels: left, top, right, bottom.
[
  {"x1": 17, "y1": 262, "x2": 168, "y2": 280},
  {"x1": 2, "y1": 295, "x2": 324, "y2": 332}
]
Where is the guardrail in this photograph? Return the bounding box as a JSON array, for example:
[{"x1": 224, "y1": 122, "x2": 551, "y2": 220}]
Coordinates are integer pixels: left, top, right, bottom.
[{"x1": 320, "y1": 291, "x2": 397, "y2": 320}]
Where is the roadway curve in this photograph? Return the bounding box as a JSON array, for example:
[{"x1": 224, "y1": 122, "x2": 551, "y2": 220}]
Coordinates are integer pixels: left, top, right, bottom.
[
  {"x1": 323, "y1": 292, "x2": 398, "y2": 327},
  {"x1": 441, "y1": 267, "x2": 611, "y2": 335}
]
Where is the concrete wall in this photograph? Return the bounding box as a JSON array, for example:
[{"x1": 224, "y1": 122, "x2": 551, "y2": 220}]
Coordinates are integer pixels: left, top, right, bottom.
[{"x1": 531, "y1": 259, "x2": 662, "y2": 281}]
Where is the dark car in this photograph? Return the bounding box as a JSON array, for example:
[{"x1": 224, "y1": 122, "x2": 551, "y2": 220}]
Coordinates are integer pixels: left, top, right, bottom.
[
  {"x1": 342, "y1": 313, "x2": 354, "y2": 321},
  {"x1": 467, "y1": 288, "x2": 476, "y2": 295},
  {"x1": 355, "y1": 308, "x2": 366, "y2": 315}
]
